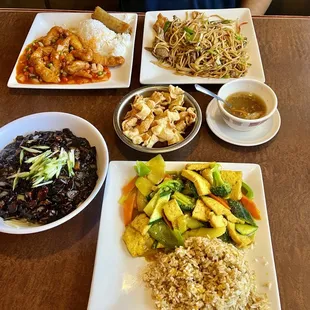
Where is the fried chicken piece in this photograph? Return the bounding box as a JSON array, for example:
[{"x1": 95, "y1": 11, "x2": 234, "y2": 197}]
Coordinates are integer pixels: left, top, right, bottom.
[
  {"x1": 92, "y1": 53, "x2": 125, "y2": 67},
  {"x1": 65, "y1": 61, "x2": 90, "y2": 75},
  {"x1": 50, "y1": 49, "x2": 61, "y2": 73},
  {"x1": 43, "y1": 26, "x2": 65, "y2": 46},
  {"x1": 153, "y1": 13, "x2": 168, "y2": 34},
  {"x1": 60, "y1": 34, "x2": 84, "y2": 53},
  {"x1": 73, "y1": 70, "x2": 92, "y2": 79},
  {"x1": 30, "y1": 47, "x2": 60, "y2": 83},
  {"x1": 67, "y1": 34, "x2": 84, "y2": 50},
  {"x1": 65, "y1": 53, "x2": 75, "y2": 64},
  {"x1": 31, "y1": 46, "x2": 54, "y2": 58},
  {"x1": 71, "y1": 49, "x2": 93, "y2": 62}
]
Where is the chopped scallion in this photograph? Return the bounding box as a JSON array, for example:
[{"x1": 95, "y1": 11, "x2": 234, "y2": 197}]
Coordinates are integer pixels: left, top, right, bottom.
[
  {"x1": 31, "y1": 145, "x2": 50, "y2": 150},
  {"x1": 32, "y1": 180, "x2": 53, "y2": 188},
  {"x1": 12, "y1": 168, "x2": 20, "y2": 191},
  {"x1": 21, "y1": 146, "x2": 42, "y2": 154},
  {"x1": 20, "y1": 149, "x2": 24, "y2": 165}
]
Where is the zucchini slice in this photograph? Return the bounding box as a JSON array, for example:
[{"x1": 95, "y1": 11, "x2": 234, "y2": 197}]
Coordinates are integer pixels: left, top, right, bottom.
[{"x1": 235, "y1": 223, "x2": 258, "y2": 236}]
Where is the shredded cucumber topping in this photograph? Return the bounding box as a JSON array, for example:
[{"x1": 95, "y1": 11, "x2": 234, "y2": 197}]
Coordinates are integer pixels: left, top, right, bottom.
[{"x1": 9, "y1": 147, "x2": 75, "y2": 189}]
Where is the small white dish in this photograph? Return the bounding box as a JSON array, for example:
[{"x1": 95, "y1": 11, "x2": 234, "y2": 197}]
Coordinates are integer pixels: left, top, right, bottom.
[
  {"x1": 217, "y1": 79, "x2": 278, "y2": 131},
  {"x1": 0, "y1": 112, "x2": 109, "y2": 234},
  {"x1": 140, "y1": 8, "x2": 265, "y2": 85},
  {"x1": 87, "y1": 161, "x2": 281, "y2": 310},
  {"x1": 7, "y1": 12, "x2": 138, "y2": 89},
  {"x1": 206, "y1": 98, "x2": 281, "y2": 146}
]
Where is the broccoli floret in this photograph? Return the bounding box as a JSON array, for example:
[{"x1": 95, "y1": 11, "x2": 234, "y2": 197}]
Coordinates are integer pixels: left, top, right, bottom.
[
  {"x1": 157, "y1": 179, "x2": 184, "y2": 195},
  {"x1": 172, "y1": 191, "x2": 195, "y2": 211},
  {"x1": 182, "y1": 180, "x2": 199, "y2": 198},
  {"x1": 210, "y1": 164, "x2": 232, "y2": 197}
]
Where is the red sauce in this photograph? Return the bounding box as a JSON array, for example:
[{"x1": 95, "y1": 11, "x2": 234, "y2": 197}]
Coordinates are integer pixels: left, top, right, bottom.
[{"x1": 16, "y1": 39, "x2": 111, "y2": 85}]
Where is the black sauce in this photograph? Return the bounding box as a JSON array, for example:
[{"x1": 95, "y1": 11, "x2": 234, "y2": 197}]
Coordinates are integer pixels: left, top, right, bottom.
[{"x1": 0, "y1": 129, "x2": 98, "y2": 224}]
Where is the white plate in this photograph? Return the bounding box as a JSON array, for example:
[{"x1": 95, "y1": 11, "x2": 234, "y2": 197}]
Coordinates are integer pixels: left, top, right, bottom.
[
  {"x1": 87, "y1": 161, "x2": 281, "y2": 310},
  {"x1": 7, "y1": 12, "x2": 137, "y2": 89},
  {"x1": 140, "y1": 8, "x2": 265, "y2": 85},
  {"x1": 206, "y1": 98, "x2": 281, "y2": 146}
]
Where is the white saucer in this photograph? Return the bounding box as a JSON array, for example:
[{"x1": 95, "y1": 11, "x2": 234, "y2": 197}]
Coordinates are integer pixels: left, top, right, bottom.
[{"x1": 206, "y1": 99, "x2": 281, "y2": 147}]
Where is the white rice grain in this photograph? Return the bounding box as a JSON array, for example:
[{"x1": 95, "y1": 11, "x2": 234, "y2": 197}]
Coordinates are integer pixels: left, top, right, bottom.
[{"x1": 77, "y1": 19, "x2": 131, "y2": 57}]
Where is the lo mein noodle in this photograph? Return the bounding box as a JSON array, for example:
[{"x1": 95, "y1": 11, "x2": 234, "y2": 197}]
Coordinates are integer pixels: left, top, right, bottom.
[{"x1": 147, "y1": 12, "x2": 250, "y2": 79}]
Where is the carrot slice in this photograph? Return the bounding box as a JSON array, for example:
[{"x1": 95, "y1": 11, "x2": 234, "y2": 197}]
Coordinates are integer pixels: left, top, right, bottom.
[
  {"x1": 209, "y1": 193, "x2": 230, "y2": 210},
  {"x1": 122, "y1": 176, "x2": 138, "y2": 196},
  {"x1": 241, "y1": 194, "x2": 261, "y2": 220},
  {"x1": 123, "y1": 189, "x2": 137, "y2": 226},
  {"x1": 163, "y1": 174, "x2": 173, "y2": 180}
]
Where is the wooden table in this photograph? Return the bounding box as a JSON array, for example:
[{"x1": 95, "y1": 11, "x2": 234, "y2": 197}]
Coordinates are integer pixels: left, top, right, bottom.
[{"x1": 0, "y1": 9, "x2": 309, "y2": 310}]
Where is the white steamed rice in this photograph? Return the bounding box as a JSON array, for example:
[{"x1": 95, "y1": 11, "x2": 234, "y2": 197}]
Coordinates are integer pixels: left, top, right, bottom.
[{"x1": 77, "y1": 19, "x2": 131, "y2": 57}]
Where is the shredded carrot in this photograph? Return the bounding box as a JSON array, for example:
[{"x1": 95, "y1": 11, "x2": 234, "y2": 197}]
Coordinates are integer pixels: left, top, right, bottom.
[
  {"x1": 123, "y1": 189, "x2": 137, "y2": 226},
  {"x1": 122, "y1": 176, "x2": 138, "y2": 196},
  {"x1": 241, "y1": 194, "x2": 261, "y2": 220},
  {"x1": 209, "y1": 193, "x2": 230, "y2": 210}
]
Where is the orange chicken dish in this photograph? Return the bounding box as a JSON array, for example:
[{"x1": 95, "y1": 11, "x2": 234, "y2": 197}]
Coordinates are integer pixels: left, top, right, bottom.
[{"x1": 16, "y1": 26, "x2": 125, "y2": 84}]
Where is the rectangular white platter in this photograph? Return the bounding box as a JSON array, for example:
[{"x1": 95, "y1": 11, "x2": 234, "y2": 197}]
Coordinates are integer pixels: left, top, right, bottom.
[
  {"x1": 140, "y1": 8, "x2": 265, "y2": 85},
  {"x1": 88, "y1": 161, "x2": 281, "y2": 310},
  {"x1": 7, "y1": 12, "x2": 137, "y2": 89}
]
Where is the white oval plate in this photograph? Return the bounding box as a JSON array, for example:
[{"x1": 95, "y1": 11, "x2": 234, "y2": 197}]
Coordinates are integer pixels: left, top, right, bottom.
[{"x1": 206, "y1": 98, "x2": 281, "y2": 146}]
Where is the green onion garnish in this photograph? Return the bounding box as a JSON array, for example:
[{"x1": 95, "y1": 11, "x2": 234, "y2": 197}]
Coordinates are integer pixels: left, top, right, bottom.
[
  {"x1": 20, "y1": 149, "x2": 24, "y2": 165},
  {"x1": 20, "y1": 146, "x2": 42, "y2": 154},
  {"x1": 8, "y1": 147, "x2": 75, "y2": 189}
]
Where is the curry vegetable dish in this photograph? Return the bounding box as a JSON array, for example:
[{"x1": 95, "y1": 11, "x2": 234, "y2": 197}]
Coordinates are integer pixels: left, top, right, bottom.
[
  {"x1": 147, "y1": 12, "x2": 250, "y2": 78},
  {"x1": 121, "y1": 155, "x2": 262, "y2": 257}
]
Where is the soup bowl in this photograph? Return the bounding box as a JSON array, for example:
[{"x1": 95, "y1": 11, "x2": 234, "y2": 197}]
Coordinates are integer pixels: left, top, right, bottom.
[{"x1": 217, "y1": 79, "x2": 278, "y2": 132}]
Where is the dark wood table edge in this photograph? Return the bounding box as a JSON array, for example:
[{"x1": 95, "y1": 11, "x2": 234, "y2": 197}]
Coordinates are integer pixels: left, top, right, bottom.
[{"x1": 0, "y1": 8, "x2": 310, "y2": 19}]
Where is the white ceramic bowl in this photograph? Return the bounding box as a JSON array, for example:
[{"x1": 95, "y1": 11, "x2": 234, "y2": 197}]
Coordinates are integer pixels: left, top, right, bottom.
[
  {"x1": 217, "y1": 79, "x2": 278, "y2": 132},
  {"x1": 0, "y1": 112, "x2": 109, "y2": 234}
]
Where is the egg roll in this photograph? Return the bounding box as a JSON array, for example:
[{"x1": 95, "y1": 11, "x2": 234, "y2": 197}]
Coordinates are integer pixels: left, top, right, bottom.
[{"x1": 91, "y1": 6, "x2": 131, "y2": 34}]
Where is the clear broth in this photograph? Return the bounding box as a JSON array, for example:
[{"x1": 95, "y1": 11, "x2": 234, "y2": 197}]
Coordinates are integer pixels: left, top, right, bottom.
[{"x1": 224, "y1": 92, "x2": 267, "y2": 120}]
